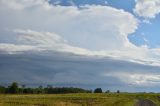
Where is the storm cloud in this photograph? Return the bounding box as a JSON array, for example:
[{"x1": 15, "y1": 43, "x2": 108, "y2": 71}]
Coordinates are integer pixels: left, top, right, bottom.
[{"x1": 1, "y1": 51, "x2": 160, "y2": 92}]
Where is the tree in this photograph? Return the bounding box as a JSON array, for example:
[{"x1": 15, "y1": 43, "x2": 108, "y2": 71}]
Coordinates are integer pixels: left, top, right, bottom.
[
  {"x1": 94, "y1": 88, "x2": 102, "y2": 93},
  {"x1": 8, "y1": 82, "x2": 19, "y2": 94},
  {"x1": 105, "y1": 90, "x2": 110, "y2": 93},
  {"x1": 0, "y1": 85, "x2": 6, "y2": 94},
  {"x1": 22, "y1": 84, "x2": 26, "y2": 89},
  {"x1": 117, "y1": 90, "x2": 120, "y2": 93},
  {"x1": 0, "y1": 82, "x2": 92, "y2": 94},
  {"x1": 35, "y1": 85, "x2": 44, "y2": 94},
  {"x1": 21, "y1": 84, "x2": 26, "y2": 94}
]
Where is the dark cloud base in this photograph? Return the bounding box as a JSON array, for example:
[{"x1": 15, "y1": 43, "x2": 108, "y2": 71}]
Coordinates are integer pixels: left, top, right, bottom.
[{"x1": 0, "y1": 51, "x2": 160, "y2": 92}]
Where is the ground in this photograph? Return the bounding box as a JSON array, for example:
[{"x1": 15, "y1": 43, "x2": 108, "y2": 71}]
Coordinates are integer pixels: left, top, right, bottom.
[{"x1": 0, "y1": 93, "x2": 160, "y2": 106}]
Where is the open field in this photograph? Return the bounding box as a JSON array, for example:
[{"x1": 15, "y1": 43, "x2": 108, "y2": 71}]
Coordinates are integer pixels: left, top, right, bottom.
[{"x1": 0, "y1": 93, "x2": 160, "y2": 106}]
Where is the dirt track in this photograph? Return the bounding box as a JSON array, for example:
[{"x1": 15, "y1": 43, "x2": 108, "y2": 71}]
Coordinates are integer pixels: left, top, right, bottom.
[{"x1": 135, "y1": 99, "x2": 156, "y2": 106}]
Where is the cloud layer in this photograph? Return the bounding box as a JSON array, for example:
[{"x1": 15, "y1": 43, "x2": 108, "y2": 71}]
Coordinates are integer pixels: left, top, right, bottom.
[{"x1": 1, "y1": 52, "x2": 160, "y2": 92}]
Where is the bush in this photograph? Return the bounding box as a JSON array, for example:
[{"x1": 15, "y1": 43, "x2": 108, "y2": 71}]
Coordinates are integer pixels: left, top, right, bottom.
[{"x1": 94, "y1": 88, "x2": 102, "y2": 93}]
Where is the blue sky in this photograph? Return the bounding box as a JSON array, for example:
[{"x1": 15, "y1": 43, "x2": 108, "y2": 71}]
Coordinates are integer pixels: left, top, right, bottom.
[
  {"x1": 1, "y1": 0, "x2": 160, "y2": 92},
  {"x1": 129, "y1": 15, "x2": 160, "y2": 48}
]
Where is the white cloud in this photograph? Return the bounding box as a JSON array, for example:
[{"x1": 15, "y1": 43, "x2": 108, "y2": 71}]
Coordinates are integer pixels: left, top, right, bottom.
[
  {"x1": 14, "y1": 29, "x2": 96, "y2": 55},
  {"x1": 0, "y1": 29, "x2": 158, "y2": 67},
  {"x1": 142, "y1": 19, "x2": 152, "y2": 24},
  {"x1": 104, "y1": 72, "x2": 160, "y2": 86},
  {"x1": 0, "y1": 43, "x2": 36, "y2": 54},
  {"x1": 1, "y1": 0, "x2": 160, "y2": 66},
  {"x1": 0, "y1": 0, "x2": 52, "y2": 10},
  {"x1": 134, "y1": 0, "x2": 160, "y2": 18},
  {"x1": 0, "y1": 0, "x2": 138, "y2": 51}
]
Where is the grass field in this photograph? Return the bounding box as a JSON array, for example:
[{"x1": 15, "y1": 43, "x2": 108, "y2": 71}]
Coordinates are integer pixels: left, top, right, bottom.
[{"x1": 0, "y1": 93, "x2": 160, "y2": 106}]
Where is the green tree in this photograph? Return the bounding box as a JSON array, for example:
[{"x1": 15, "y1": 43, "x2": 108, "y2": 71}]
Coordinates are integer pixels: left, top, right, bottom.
[
  {"x1": 21, "y1": 84, "x2": 26, "y2": 94},
  {"x1": 8, "y1": 82, "x2": 19, "y2": 94},
  {"x1": 117, "y1": 90, "x2": 120, "y2": 93},
  {"x1": 94, "y1": 88, "x2": 102, "y2": 93},
  {"x1": 0, "y1": 85, "x2": 6, "y2": 94}
]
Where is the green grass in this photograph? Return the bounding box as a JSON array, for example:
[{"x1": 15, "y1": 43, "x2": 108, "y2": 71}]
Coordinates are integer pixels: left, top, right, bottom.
[{"x1": 0, "y1": 93, "x2": 160, "y2": 106}]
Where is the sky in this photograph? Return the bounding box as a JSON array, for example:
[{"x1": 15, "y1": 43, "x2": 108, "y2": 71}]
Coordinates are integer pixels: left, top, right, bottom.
[{"x1": 1, "y1": 0, "x2": 160, "y2": 92}]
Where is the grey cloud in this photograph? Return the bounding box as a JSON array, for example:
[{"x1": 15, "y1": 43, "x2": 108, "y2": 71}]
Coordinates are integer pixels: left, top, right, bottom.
[{"x1": 1, "y1": 51, "x2": 160, "y2": 92}]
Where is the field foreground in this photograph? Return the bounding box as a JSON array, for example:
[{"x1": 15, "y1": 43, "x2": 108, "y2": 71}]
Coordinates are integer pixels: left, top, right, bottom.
[{"x1": 0, "y1": 93, "x2": 160, "y2": 106}]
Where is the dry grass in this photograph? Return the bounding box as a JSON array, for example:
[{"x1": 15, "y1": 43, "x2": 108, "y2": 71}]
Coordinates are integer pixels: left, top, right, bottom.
[{"x1": 0, "y1": 93, "x2": 160, "y2": 106}]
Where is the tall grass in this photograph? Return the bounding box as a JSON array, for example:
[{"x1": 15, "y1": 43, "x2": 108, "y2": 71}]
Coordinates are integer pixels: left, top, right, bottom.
[{"x1": 0, "y1": 93, "x2": 160, "y2": 106}]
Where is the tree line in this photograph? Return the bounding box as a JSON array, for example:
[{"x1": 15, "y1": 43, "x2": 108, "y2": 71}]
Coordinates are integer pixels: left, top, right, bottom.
[
  {"x1": 0, "y1": 82, "x2": 93, "y2": 94},
  {"x1": 0, "y1": 82, "x2": 120, "y2": 94}
]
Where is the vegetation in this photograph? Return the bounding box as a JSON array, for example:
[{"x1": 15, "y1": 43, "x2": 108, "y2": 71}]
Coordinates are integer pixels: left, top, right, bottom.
[
  {"x1": 1, "y1": 93, "x2": 160, "y2": 106},
  {"x1": 7, "y1": 82, "x2": 19, "y2": 94},
  {"x1": 0, "y1": 86, "x2": 5, "y2": 94},
  {"x1": 0, "y1": 82, "x2": 92, "y2": 94},
  {"x1": 117, "y1": 90, "x2": 120, "y2": 93},
  {"x1": 94, "y1": 88, "x2": 102, "y2": 93},
  {"x1": 1, "y1": 82, "x2": 160, "y2": 106},
  {"x1": 105, "y1": 90, "x2": 110, "y2": 93}
]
